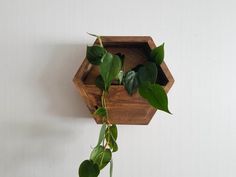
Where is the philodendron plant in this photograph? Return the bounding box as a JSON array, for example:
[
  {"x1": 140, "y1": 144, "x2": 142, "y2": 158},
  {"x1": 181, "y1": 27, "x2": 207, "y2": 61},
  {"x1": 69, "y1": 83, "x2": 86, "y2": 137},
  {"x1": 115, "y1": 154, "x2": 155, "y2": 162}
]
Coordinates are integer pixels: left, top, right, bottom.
[{"x1": 78, "y1": 34, "x2": 171, "y2": 177}]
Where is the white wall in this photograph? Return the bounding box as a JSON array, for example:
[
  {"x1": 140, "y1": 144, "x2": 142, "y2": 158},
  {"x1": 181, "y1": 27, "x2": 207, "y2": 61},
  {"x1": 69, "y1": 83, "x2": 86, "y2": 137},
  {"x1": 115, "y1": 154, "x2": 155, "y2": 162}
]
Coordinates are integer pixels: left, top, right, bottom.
[{"x1": 1, "y1": 0, "x2": 236, "y2": 177}]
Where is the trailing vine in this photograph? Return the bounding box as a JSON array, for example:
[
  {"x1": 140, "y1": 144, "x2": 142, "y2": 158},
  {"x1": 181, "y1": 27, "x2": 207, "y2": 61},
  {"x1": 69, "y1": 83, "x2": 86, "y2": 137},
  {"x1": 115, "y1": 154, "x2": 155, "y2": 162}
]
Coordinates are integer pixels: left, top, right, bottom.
[{"x1": 78, "y1": 33, "x2": 171, "y2": 177}]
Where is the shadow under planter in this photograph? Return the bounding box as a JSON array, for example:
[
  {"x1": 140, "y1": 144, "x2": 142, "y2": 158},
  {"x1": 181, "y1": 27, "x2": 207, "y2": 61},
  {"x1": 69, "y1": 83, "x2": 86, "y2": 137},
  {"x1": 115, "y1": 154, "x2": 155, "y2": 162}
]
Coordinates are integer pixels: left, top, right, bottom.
[{"x1": 73, "y1": 36, "x2": 174, "y2": 125}]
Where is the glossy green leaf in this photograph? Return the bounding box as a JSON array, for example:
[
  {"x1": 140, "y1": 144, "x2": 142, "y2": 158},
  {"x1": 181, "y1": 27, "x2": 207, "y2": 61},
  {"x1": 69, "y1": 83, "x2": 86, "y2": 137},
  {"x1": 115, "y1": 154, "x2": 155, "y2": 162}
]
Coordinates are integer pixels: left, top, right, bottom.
[
  {"x1": 90, "y1": 146, "x2": 104, "y2": 163},
  {"x1": 99, "y1": 53, "x2": 122, "y2": 91},
  {"x1": 123, "y1": 70, "x2": 139, "y2": 95},
  {"x1": 150, "y1": 43, "x2": 165, "y2": 65},
  {"x1": 86, "y1": 45, "x2": 106, "y2": 65},
  {"x1": 90, "y1": 146, "x2": 112, "y2": 170},
  {"x1": 139, "y1": 82, "x2": 171, "y2": 114},
  {"x1": 105, "y1": 125, "x2": 118, "y2": 152},
  {"x1": 95, "y1": 75, "x2": 105, "y2": 90},
  {"x1": 109, "y1": 125, "x2": 118, "y2": 140},
  {"x1": 137, "y1": 62, "x2": 158, "y2": 85},
  {"x1": 96, "y1": 123, "x2": 106, "y2": 146},
  {"x1": 79, "y1": 160, "x2": 100, "y2": 177}
]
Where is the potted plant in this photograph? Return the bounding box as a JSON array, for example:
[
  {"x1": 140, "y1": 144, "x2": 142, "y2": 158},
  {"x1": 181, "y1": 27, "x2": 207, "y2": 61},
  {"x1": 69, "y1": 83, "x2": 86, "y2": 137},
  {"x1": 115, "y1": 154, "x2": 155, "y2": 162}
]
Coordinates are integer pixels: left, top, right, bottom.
[{"x1": 73, "y1": 34, "x2": 174, "y2": 177}]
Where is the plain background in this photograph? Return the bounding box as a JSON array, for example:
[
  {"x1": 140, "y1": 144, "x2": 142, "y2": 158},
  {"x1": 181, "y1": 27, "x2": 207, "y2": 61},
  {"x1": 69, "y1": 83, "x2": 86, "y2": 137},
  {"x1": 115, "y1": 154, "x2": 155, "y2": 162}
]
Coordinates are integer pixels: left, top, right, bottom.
[{"x1": 0, "y1": 0, "x2": 236, "y2": 177}]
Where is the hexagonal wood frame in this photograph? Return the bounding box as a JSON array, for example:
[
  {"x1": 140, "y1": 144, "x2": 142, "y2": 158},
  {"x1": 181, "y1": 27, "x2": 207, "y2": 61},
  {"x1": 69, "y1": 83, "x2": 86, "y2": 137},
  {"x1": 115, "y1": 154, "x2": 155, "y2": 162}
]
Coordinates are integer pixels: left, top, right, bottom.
[{"x1": 73, "y1": 36, "x2": 174, "y2": 125}]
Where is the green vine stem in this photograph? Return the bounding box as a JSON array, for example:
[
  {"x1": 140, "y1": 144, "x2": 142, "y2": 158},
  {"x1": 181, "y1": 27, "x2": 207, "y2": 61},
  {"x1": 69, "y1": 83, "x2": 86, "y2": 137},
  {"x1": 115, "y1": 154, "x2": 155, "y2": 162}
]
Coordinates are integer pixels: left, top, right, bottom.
[
  {"x1": 79, "y1": 33, "x2": 119, "y2": 177},
  {"x1": 79, "y1": 33, "x2": 170, "y2": 177},
  {"x1": 97, "y1": 36, "x2": 110, "y2": 125},
  {"x1": 98, "y1": 36, "x2": 103, "y2": 48},
  {"x1": 98, "y1": 37, "x2": 113, "y2": 177},
  {"x1": 101, "y1": 91, "x2": 109, "y2": 123}
]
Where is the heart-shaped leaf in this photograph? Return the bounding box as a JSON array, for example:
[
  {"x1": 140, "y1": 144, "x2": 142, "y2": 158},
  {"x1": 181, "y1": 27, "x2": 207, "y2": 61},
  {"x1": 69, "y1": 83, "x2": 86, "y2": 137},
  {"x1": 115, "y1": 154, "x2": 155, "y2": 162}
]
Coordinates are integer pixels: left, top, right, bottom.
[
  {"x1": 150, "y1": 43, "x2": 165, "y2": 65},
  {"x1": 79, "y1": 160, "x2": 100, "y2": 177},
  {"x1": 137, "y1": 62, "x2": 158, "y2": 85},
  {"x1": 139, "y1": 82, "x2": 171, "y2": 114},
  {"x1": 86, "y1": 45, "x2": 106, "y2": 65},
  {"x1": 90, "y1": 146, "x2": 112, "y2": 170},
  {"x1": 100, "y1": 53, "x2": 122, "y2": 91},
  {"x1": 123, "y1": 70, "x2": 139, "y2": 95}
]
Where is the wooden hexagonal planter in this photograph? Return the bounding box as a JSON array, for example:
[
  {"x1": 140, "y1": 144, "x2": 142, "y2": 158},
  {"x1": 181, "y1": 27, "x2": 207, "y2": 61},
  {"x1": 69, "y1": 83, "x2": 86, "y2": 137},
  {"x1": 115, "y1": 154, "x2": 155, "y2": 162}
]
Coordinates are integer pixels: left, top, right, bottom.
[{"x1": 73, "y1": 36, "x2": 174, "y2": 125}]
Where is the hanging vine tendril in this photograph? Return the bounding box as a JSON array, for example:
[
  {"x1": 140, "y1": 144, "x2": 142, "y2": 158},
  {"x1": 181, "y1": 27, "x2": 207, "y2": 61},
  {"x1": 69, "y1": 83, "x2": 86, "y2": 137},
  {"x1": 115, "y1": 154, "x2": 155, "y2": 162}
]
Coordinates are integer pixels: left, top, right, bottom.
[{"x1": 78, "y1": 33, "x2": 170, "y2": 177}]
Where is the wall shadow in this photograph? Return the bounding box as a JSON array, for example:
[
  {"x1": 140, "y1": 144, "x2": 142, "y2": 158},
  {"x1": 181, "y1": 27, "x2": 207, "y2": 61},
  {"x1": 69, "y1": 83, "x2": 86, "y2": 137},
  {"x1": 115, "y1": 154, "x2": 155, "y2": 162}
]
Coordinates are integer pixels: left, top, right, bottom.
[{"x1": 39, "y1": 42, "x2": 91, "y2": 119}]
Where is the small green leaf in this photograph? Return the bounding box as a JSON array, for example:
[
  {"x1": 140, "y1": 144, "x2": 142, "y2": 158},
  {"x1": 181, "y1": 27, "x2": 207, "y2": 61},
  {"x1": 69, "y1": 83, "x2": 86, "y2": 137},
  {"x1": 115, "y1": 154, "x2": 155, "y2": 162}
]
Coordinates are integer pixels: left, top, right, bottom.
[
  {"x1": 137, "y1": 62, "x2": 158, "y2": 85},
  {"x1": 123, "y1": 70, "x2": 139, "y2": 95},
  {"x1": 105, "y1": 125, "x2": 118, "y2": 152},
  {"x1": 90, "y1": 146, "x2": 104, "y2": 163},
  {"x1": 96, "y1": 123, "x2": 106, "y2": 146},
  {"x1": 94, "y1": 107, "x2": 107, "y2": 118},
  {"x1": 95, "y1": 75, "x2": 105, "y2": 90},
  {"x1": 116, "y1": 70, "x2": 124, "y2": 84},
  {"x1": 100, "y1": 53, "x2": 122, "y2": 91},
  {"x1": 139, "y1": 82, "x2": 171, "y2": 114},
  {"x1": 86, "y1": 45, "x2": 106, "y2": 65},
  {"x1": 90, "y1": 146, "x2": 112, "y2": 170},
  {"x1": 150, "y1": 43, "x2": 165, "y2": 65},
  {"x1": 115, "y1": 53, "x2": 125, "y2": 67},
  {"x1": 109, "y1": 125, "x2": 118, "y2": 141},
  {"x1": 79, "y1": 160, "x2": 100, "y2": 177}
]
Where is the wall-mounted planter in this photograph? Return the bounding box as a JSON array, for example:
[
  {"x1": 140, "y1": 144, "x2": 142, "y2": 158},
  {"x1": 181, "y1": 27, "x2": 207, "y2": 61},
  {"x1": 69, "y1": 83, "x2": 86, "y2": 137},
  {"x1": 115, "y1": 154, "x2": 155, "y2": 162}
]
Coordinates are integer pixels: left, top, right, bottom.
[{"x1": 73, "y1": 36, "x2": 174, "y2": 125}]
